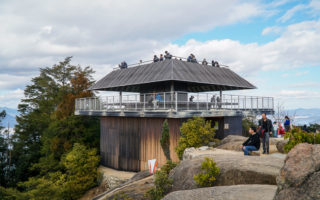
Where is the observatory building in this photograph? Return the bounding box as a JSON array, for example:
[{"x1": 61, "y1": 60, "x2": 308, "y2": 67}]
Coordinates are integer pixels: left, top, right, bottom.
[{"x1": 75, "y1": 58, "x2": 274, "y2": 171}]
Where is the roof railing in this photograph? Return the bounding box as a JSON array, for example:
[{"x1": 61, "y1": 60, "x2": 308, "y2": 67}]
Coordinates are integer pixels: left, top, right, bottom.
[{"x1": 112, "y1": 55, "x2": 229, "y2": 70}]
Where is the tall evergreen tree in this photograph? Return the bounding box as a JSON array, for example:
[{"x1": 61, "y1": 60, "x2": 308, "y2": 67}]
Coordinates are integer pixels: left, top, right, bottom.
[{"x1": 10, "y1": 57, "x2": 99, "y2": 186}]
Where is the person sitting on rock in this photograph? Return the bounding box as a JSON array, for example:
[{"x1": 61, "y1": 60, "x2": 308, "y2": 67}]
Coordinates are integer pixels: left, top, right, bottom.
[{"x1": 241, "y1": 126, "x2": 260, "y2": 155}]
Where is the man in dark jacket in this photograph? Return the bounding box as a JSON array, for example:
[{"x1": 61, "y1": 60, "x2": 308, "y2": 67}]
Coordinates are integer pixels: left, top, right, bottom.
[
  {"x1": 258, "y1": 113, "x2": 273, "y2": 154},
  {"x1": 241, "y1": 126, "x2": 260, "y2": 155}
]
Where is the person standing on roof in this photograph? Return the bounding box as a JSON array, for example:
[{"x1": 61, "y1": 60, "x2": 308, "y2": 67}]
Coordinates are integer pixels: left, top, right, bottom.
[
  {"x1": 159, "y1": 54, "x2": 164, "y2": 61},
  {"x1": 164, "y1": 51, "x2": 172, "y2": 59},
  {"x1": 153, "y1": 55, "x2": 159, "y2": 62},
  {"x1": 187, "y1": 54, "x2": 193, "y2": 62},
  {"x1": 202, "y1": 58, "x2": 208, "y2": 65},
  {"x1": 191, "y1": 54, "x2": 197, "y2": 63},
  {"x1": 119, "y1": 61, "x2": 128, "y2": 69},
  {"x1": 215, "y1": 61, "x2": 220, "y2": 67},
  {"x1": 211, "y1": 60, "x2": 215, "y2": 66}
]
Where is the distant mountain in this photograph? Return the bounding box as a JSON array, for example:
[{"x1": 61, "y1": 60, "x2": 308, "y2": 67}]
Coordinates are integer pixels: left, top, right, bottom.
[
  {"x1": 285, "y1": 108, "x2": 320, "y2": 125},
  {"x1": 0, "y1": 107, "x2": 18, "y2": 128}
]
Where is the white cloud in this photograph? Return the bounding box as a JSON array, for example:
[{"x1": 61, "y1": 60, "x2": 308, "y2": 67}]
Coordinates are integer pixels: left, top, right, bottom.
[
  {"x1": 278, "y1": 90, "x2": 320, "y2": 99},
  {"x1": 0, "y1": 0, "x2": 264, "y2": 73},
  {"x1": 278, "y1": 4, "x2": 308, "y2": 23},
  {"x1": 262, "y1": 26, "x2": 285, "y2": 35},
  {"x1": 0, "y1": 89, "x2": 24, "y2": 109},
  {"x1": 154, "y1": 19, "x2": 320, "y2": 75},
  {"x1": 289, "y1": 81, "x2": 320, "y2": 88},
  {"x1": 295, "y1": 70, "x2": 310, "y2": 77}
]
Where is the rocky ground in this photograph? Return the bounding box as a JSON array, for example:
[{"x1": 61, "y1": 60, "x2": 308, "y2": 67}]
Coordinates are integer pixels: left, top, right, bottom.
[
  {"x1": 274, "y1": 143, "x2": 320, "y2": 200},
  {"x1": 163, "y1": 185, "x2": 277, "y2": 200},
  {"x1": 170, "y1": 148, "x2": 285, "y2": 191},
  {"x1": 85, "y1": 136, "x2": 320, "y2": 200},
  {"x1": 79, "y1": 166, "x2": 136, "y2": 200}
]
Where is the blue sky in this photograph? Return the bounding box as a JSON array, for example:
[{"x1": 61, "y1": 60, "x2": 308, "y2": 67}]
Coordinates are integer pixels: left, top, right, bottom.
[{"x1": 0, "y1": 0, "x2": 319, "y2": 110}]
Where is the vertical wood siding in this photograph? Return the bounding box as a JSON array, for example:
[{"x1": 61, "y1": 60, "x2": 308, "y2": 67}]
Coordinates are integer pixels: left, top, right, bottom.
[{"x1": 100, "y1": 117, "x2": 183, "y2": 171}]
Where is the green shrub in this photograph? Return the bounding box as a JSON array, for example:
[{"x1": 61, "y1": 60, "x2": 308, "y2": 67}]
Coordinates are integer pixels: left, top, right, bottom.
[
  {"x1": 176, "y1": 117, "x2": 216, "y2": 160},
  {"x1": 194, "y1": 157, "x2": 220, "y2": 187},
  {"x1": 242, "y1": 118, "x2": 256, "y2": 137},
  {"x1": 18, "y1": 143, "x2": 100, "y2": 200},
  {"x1": 284, "y1": 128, "x2": 320, "y2": 153},
  {"x1": 112, "y1": 191, "x2": 134, "y2": 200},
  {"x1": 145, "y1": 160, "x2": 178, "y2": 200},
  {"x1": 0, "y1": 186, "x2": 27, "y2": 200},
  {"x1": 160, "y1": 119, "x2": 170, "y2": 160}
]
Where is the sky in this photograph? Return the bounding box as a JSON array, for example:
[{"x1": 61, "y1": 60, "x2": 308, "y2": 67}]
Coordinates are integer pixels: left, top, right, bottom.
[{"x1": 0, "y1": 0, "x2": 320, "y2": 110}]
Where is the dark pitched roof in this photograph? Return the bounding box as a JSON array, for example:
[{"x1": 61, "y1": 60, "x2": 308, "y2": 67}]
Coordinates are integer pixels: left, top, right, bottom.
[{"x1": 90, "y1": 59, "x2": 256, "y2": 92}]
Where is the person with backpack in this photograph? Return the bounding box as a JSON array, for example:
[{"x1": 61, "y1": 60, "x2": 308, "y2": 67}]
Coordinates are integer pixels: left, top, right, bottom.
[
  {"x1": 241, "y1": 126, "x2": 260, "y2": 155},
  {"x1": 258, "y1": 113, "x2": 273, "y2": 154}
]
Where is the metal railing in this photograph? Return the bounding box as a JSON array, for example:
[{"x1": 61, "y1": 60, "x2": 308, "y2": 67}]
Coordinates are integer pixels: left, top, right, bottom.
[{"x1": 75, "y1": 92, "x2": 274, "y2": 113}]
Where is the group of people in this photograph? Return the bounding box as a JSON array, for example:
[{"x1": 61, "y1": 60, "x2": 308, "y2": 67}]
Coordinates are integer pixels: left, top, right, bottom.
[
  {"x1": 153, "y1": 51, "x2": 220, "y2": 67},
  {"x1": 188, "y1": 95, "x2": 222, "y2": 109},
  {"x1": 241, "y1": 113, "x2": 272, "y2": 155},
  {"x1": 118, "y1": 61, "x2": 128, "y2": 69},
  {"x1": 187, "y1": 54, "x2": 198, "y2": 63},
  {"x1": 120, "y1": 52, "x2": 222, "y2": 69},
  {"x1": 187, "y1": 54, "x2": 220, "y2": 67},
  {"x1": 241, "y1": 113, "x2": 292, "y2": 155},
  {"x1": 153, "y1": 51, "x2": 173, "y2": 62}
]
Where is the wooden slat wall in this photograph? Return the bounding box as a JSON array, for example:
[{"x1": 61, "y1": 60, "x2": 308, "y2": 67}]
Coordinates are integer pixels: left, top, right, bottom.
[{"x1": 100, "y1": 117, "x2": 183, "y2": 171}]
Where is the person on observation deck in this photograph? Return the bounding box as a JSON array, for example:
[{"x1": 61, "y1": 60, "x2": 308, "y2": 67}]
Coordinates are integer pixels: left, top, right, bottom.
[
  {"x1": 164, "y1": 51, "x2": 172, "y2": 59},
  {"x1": 119, "y1": 61, "x2": 127, "y2": 69},
  {"x1": 159, "y1": 54, "x2": 164, "y2": 61},
  {"x1": 202, "y1": 58, "x2": 208, "y2": 65},
  {"x1": 153, "y1": 55, "x2": 159, "y2": 62}
]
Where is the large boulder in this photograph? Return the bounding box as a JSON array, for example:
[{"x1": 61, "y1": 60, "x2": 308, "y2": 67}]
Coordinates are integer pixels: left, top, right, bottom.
[
  {"x1": 163, "y1": 184, "x2": 277, "y2": 200},
  {"x1": 275, "y1": 139, "x2": 288, "y2": 154},
  {"x1": 170, "y1": 148, "x2": 285, "y2": 191},
  {"x1": 217, "y1": 135, "x2": 282, "y2": 153},
  {"x1": 274, "y1": 143, "x2": 320, "y2": 200},
  {"x1": 93, "y1": 170, "x2": 153, "y2": 200}
]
